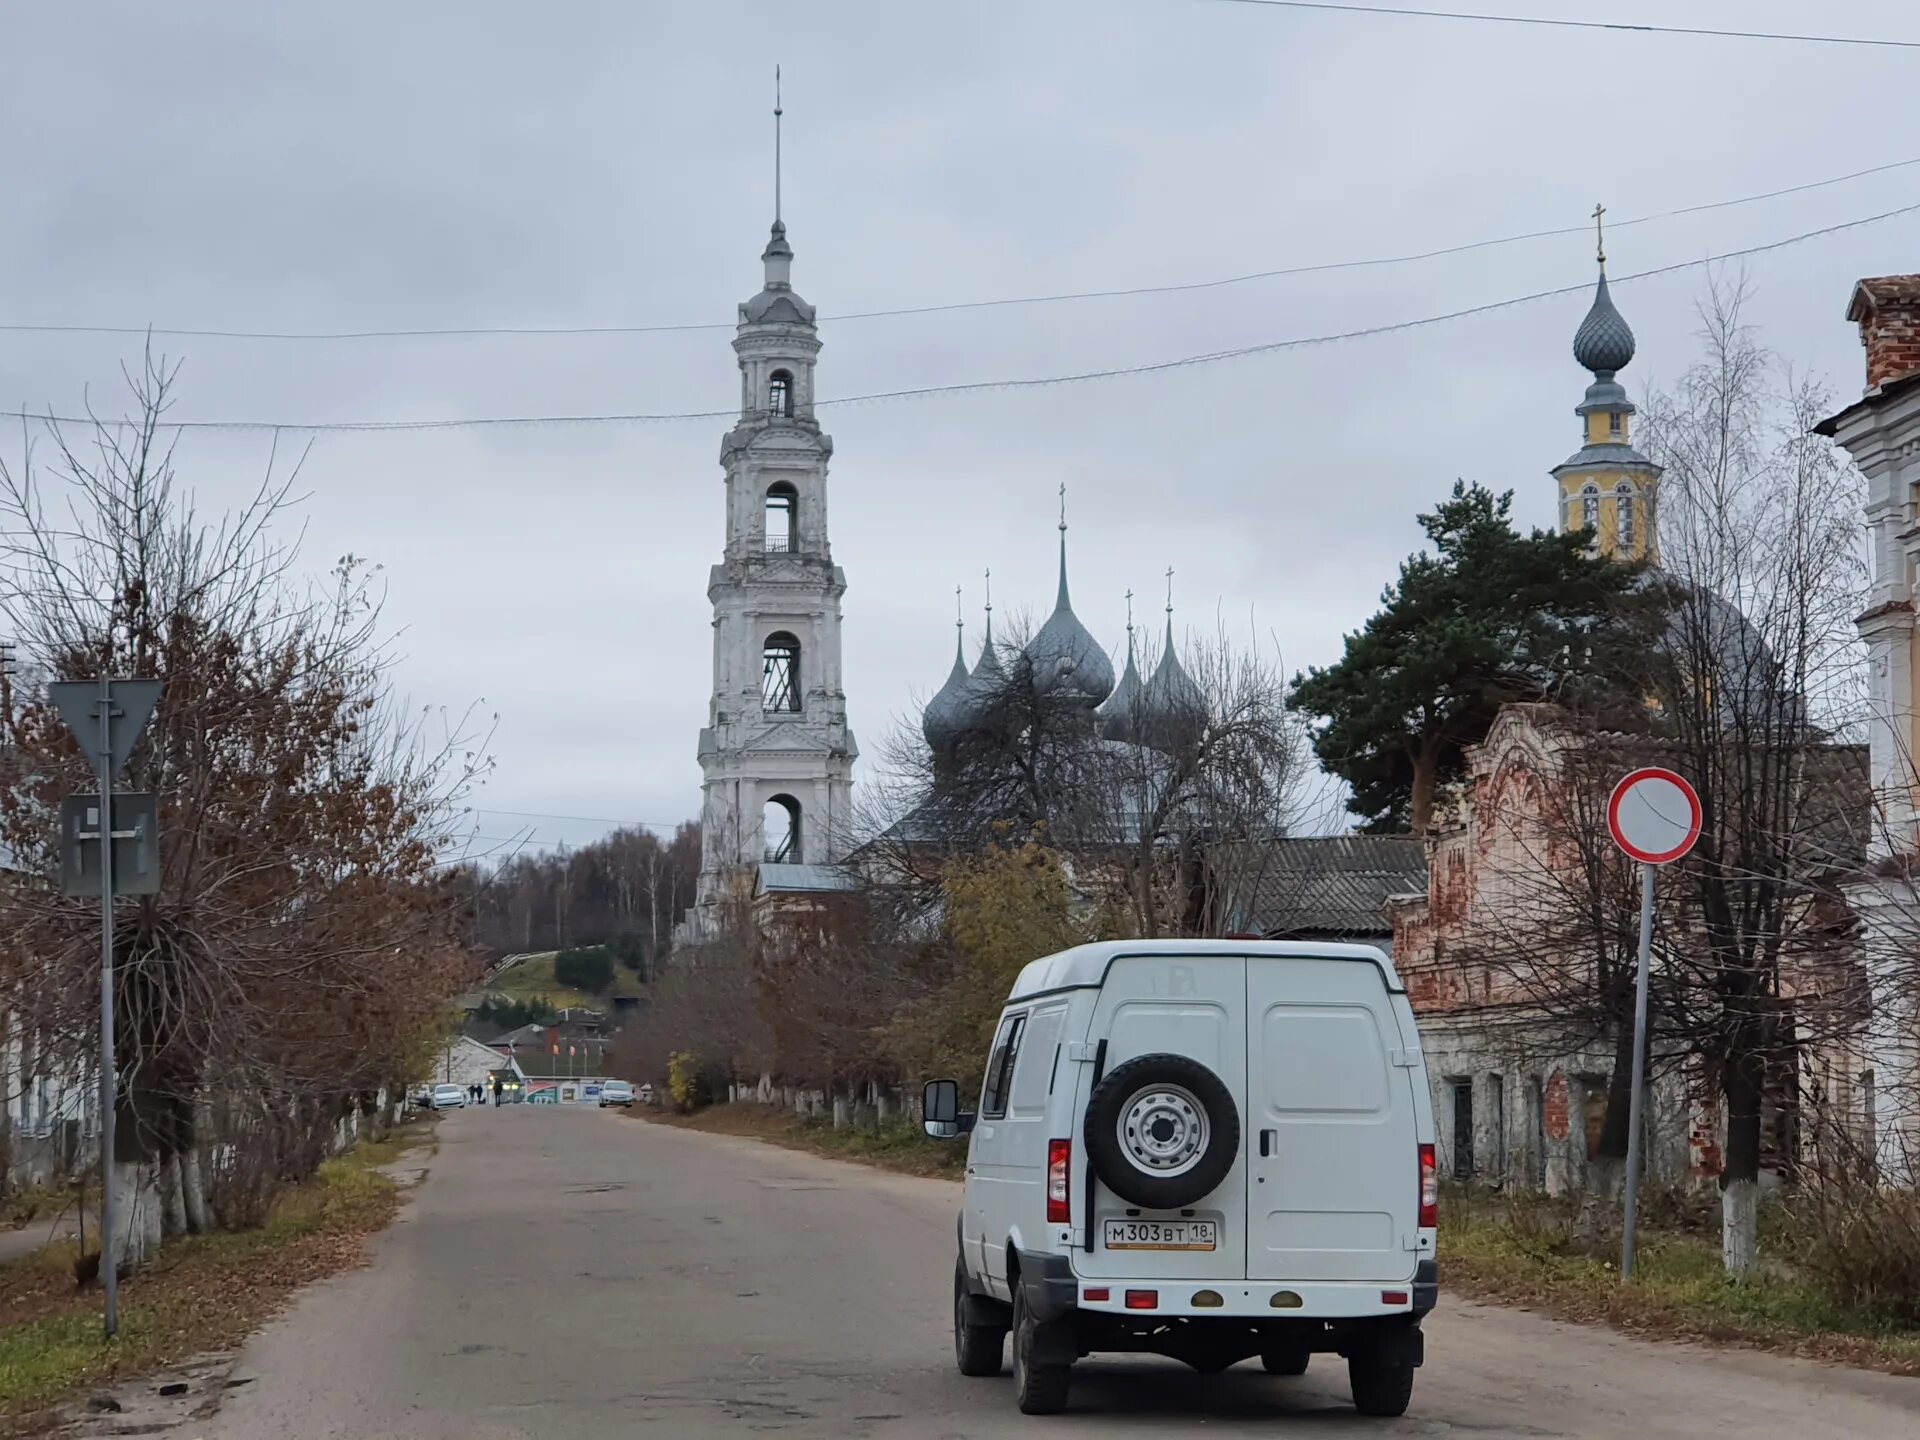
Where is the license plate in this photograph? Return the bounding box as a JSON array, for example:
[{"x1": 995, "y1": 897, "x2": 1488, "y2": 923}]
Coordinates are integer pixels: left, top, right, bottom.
[{"x1": 1103, "y1": 1219, "x2": 1217, "y2": 1251}]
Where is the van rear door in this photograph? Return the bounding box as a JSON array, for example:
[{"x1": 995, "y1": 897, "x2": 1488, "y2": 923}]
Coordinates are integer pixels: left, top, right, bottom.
[
  {"x1": 1076, "y1": 954, "x2": 1246, "y2": 1282},
  {"x1": 1243, "y1": 957, "x2": 1419, "y2": 1284}
]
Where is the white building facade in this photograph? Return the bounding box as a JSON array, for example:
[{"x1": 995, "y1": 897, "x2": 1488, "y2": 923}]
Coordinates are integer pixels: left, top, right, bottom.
[
  {"x1": 1817, "y1": 274, "x2": 1920, "y2": 1181},
  {"x1": 685, "y1": 212, "x2": 856, "y2": 940}
]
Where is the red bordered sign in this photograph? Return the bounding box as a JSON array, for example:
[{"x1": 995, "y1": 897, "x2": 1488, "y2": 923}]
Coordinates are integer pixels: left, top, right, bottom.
[{"x1": 1607, "y1": 767, "x2": 1702, "y2": 866}]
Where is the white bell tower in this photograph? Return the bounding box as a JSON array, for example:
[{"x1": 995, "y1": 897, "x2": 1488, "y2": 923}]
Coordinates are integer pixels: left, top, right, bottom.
[{"x1": 687, "y1": 83, "x2": 856, "y2": 939}]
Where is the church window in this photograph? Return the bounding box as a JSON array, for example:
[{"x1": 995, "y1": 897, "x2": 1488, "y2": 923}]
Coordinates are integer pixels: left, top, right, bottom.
[
  {"x1": 1615, "y1": 482, "x2": 1636, "y2": 550},
  {"x1": 768, "y1": 369, "x2": 794, "y2": 418},
  {"x1": 762, "y1": 631, "x2": 802, "y2": 713},
  {"x1": 765, "y1": 482, "x2": 797, "y2": 552},
  {"x1": 1608, "y1": 412, "x2": 1622, "y2": 438},
  {"x1": 1580, "y1": 483, "x2": 1600, "y2": 532},
  {"x1": 763, "y1": 794, "x2": 801, "y2": 862}
]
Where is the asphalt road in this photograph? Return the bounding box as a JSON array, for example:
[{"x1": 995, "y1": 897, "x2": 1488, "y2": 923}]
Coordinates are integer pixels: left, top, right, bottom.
[{"x1": 199, "y1": 1103, "x2": 1920, "y2": 1439}]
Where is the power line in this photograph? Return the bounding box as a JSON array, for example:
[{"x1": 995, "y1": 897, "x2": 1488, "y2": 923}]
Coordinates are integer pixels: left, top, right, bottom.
[
  {"x1": 1194, "y1": 0, "x2": 1920, "y2": 50},
  {"x1": 4, "y1": 199, "x2": 1916, "y2": 434},
  {"x1": 3, "y1": 155, "x2": 1917, "y2": 343}
]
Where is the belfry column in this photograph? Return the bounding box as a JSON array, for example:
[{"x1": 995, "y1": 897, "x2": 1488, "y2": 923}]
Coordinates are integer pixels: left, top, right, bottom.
[{"x1": 686, "y1": 85, "x2": 857, "y2": 940}]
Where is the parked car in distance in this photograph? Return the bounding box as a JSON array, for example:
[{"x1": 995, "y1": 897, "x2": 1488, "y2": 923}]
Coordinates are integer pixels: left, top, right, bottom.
[
  {"x1": 925, "y1": 939, "x2": 1438, "y2": 1419},
  {"x1": 430, "y1": 1083, "x2": 468, "y2": 1110},
  {"x1": 411, "y1": 1083, "x2": 434, "y2": 1107},
  {"x1": 599, "y1": 1080, "x2": 635, "y2": 1108}
]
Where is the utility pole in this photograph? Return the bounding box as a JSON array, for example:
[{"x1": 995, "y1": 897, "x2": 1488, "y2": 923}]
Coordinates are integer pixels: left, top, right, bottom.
[{"x1": 94, "y1": 676, "x2": 117, "y2": 1336}]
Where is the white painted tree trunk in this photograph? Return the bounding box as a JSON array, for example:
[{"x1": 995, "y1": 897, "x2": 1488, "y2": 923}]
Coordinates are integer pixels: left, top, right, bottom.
[
  {"x1": 1722, "y1": 1179, "x2": 1759, "y2": 1277},
  {"x1": 159, "y1": 1154, "x2": 188, "y2": 1239},
  {"x1": 875, "y1": 1089, "x2": 893, "y2": 1124},
  {"x1": 832, "y1": 1094, "x2": 850, "y2": 1130},
  {"x1": 111, "y1": 1159, "x2": 161, "y2": 1271},
  {"x1": 181, "y1": 1146, "x2": 210, "y2": 1235}
]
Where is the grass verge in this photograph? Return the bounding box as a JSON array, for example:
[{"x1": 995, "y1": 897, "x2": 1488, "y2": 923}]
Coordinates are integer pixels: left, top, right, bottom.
[
  {"x1": 0, "y1": 1122, "x2": 432, "y2": 1427},
  {"x1": 632, "y1": 1102, "x2": 966, "y2": 1180},
  {"x1": 1443, "y1": 1185, "x2": 1920, "y2": 1375}
]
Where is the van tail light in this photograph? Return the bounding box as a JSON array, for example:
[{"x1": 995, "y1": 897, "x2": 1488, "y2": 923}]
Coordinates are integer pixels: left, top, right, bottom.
[
  {"x1": 1418, "y1": 1143, "x2": 1438, "y2": 1228},
  {"x1": 1047, "y1": 1139, "x2": 1071, "y2": 1223}
]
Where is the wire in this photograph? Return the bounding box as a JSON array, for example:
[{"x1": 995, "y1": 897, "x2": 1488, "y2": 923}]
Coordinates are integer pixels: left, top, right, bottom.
[
  {"x1": 1193, "y1": 0, "x2": 1920, "y2": 51},
  {"x1": 5, "y1": 199, "x2": 1915, "y2": 434},
  {"x1": 4, "y1": 155, "x2": 1918, "y2": 342}
]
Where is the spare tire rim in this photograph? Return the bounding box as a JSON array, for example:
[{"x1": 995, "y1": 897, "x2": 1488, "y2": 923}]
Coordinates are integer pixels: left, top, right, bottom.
[{"x1": 1119, "y1": 1083, "x2": 1209, "y2": 1176}]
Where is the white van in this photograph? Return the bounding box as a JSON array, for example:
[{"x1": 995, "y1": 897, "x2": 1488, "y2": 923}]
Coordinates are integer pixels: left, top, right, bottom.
[{"x1": 923, "y1": 940, "x2": 1438, "y2": 1418}]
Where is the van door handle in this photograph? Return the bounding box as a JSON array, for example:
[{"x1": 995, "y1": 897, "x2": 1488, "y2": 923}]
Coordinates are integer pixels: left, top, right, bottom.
[{"x1": 1258, "y1": 1130, "x2": 1275, "y2": 1157}]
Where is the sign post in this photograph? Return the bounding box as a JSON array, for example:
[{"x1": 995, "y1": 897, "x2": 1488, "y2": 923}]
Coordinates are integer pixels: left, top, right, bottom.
[
  {"x1": 49, "y1": 677, "x2": 162, "y2": 1339},
  {"x1": 1606, "y1": 766, "x2": 1702, "y2": 1281}
]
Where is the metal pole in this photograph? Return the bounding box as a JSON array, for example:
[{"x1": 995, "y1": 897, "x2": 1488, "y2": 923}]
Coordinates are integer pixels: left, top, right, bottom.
[
  {"x1": 96, "y1": 675, "x2": 119, "y2": 1337},
  {"x1": 1621, "y1": 861, "x2": 1656, "y2": 1281}
]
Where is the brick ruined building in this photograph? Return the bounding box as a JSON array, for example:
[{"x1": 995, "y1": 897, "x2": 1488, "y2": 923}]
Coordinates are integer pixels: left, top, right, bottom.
[{"x1": 1390, "y1": 246, "x2": 1876, "y2": 1193}]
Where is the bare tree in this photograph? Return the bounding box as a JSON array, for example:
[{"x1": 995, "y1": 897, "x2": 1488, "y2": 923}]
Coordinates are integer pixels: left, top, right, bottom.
[{"x1": 0, "y1": 355, "x2": 486, "y2": 1268}]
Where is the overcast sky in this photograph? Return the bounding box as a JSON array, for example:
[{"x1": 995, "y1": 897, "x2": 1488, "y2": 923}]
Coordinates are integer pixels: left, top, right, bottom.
[{"x1": 2, "y1": 1, "x2": 1916, "y2": 860}]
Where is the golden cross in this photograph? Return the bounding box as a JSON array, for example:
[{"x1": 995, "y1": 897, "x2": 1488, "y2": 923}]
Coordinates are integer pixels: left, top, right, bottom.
[{"x1": 1592, "y1": 201, "x2": 1606, "y2": 267}]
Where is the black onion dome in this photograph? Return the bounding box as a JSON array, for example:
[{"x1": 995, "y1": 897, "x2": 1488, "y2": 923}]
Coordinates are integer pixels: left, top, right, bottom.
[
  {"x1": 922, "y1": 627, "x2": 972, "y2": 751},
  {"x1": 1027, "y1": 529, "x2": 1115, "y2": 705},
  {"x1": 1097, "y1": 627, "x2": 1145, "y2": 743},
  {"x1": 1140, "y1": 614, "x2": 1206, "y2": 743},
  {"x1": 1573, "y1": 271, "x2": 1636, "y2": 376},
  {"x1": 953, "y1": 609, "x2": 1009, "y2": 733}
]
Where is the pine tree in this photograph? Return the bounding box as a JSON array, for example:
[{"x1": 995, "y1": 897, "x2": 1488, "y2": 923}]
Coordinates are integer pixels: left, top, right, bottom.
[{"x1": 1290, "y1": 482, "x2": 1652, "y2": 833}]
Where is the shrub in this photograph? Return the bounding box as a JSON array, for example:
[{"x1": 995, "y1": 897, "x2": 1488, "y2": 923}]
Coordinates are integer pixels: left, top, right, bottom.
[
  {"x1": 667, "y1": 1051, "x2": 705, "y2": 1113},
  {"x1": 1785, "y1": 1169, "x2": 1920, "y2": 1324},
  {"x1": 554, "y1": 946, "x2": 615, "y2": 993}
]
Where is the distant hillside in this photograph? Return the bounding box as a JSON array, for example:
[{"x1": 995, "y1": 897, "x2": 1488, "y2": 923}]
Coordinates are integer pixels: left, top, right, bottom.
[{"x1": 486, "y1": 949, "x2": 645, "y2": 1011}]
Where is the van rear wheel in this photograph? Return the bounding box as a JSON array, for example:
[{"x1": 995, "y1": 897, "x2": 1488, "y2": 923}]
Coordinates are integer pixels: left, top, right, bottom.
[
  {"x1": 953, "y1": 1262, "x2": 1005, "y2": 1377},
  {"x1": 1011, "y1": 1287, "x2": 1070, "y2": 1414},
  {"x1": 1348, "y1": 1353, "x2": 1414, "y2": 1417}
]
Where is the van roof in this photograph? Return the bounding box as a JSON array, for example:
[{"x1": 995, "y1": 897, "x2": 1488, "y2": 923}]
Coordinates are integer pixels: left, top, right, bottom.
[{"x1": 1008, "y1": 939, "x2": 1404, "y2": 1002}]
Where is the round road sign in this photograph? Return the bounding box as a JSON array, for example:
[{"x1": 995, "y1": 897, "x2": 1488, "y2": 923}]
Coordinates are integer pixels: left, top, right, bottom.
[{"x1": 1607, "y1": 767, "x2": 1701, "y2": 865}]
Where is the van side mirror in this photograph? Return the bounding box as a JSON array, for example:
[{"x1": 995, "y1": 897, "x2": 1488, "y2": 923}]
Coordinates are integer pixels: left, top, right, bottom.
[{"x1": 922, "y1": 1078, "x2": 973, "y2": 1140}]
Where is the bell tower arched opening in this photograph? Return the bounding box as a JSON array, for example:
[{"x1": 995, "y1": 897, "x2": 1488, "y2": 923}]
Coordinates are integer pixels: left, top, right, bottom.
[
  {"x1": 763, "y1": 794, "x2": 801, "y2": 863},
  {"x1": 765, "y1": 481, "x2": 797, "y2": 553},
  {"x1": 762, "y1": 631, "x2": 802, "y2": 713}
]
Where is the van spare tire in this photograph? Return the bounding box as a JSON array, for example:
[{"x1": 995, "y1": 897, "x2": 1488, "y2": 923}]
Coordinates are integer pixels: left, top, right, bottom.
[{"x1": 1084, "y1": 1053, "x2": 1240, "y2": 1210}]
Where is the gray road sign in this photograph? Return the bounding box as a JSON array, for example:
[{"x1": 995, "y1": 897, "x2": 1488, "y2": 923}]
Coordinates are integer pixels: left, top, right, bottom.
[
  {"x1": 49, "y1": 678, "x2": 162, "y2": 779},
  {"x1": 60, "y1": 792, "x2": 161, "y2": 897}
]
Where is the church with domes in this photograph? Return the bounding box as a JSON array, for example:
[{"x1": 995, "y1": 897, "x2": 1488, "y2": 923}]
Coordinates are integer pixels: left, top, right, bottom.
[
  {"x1": 1392, "y1": 231, "x2": 1873, "y2": 1198},
  {"x1": 917, "y1": 500, "x2": 1206, "y2": 775}
]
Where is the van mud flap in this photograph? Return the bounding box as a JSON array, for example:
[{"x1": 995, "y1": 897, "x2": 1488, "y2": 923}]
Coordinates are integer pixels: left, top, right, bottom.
[{"x1": 1016, "y1": 1249, "x2": 1079, "y2": 1325}]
